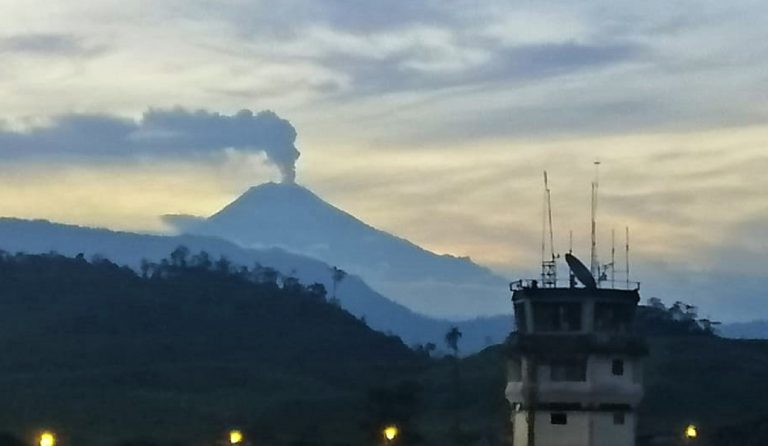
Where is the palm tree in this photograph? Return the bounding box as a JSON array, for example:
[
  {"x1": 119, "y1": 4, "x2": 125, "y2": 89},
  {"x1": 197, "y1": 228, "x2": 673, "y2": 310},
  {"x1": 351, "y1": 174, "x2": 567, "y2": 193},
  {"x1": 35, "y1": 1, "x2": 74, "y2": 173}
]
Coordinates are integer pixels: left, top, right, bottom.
[
  {"x1": 445, "y1": 326, "x2": 462, "y2": 357},
  {"x1": 445, "y1": 326, "x2": 463, "y2": 444},
  {"x1": 330, "y1": 266, "x2": 347, "y2": 303}
]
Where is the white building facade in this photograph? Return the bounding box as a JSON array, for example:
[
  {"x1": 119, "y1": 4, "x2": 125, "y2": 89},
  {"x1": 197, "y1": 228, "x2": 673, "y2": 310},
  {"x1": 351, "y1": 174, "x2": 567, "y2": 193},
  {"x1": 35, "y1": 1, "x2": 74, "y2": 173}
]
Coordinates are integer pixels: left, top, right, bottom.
[{"x1": 506, "y1": 284, "x2": 647, "y2": 446}]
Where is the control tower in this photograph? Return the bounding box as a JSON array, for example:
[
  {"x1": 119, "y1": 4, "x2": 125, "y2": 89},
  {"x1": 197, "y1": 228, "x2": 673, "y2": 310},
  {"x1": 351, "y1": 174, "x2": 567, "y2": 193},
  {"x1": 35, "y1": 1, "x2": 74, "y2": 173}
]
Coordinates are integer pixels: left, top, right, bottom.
[{"x1": 506, "y1": 253, "x2": 648, "y2": 446}]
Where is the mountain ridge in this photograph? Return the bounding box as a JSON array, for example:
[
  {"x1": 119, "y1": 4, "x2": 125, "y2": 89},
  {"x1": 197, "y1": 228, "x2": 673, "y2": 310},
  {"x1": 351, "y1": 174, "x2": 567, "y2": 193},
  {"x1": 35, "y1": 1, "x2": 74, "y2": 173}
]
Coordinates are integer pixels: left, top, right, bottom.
[
  {"x1": 165, "y1": 182, "x2": 510, "y2": 318},
  {"x1": 0, "y1": 217, "x2": 511, "y2": 352}
]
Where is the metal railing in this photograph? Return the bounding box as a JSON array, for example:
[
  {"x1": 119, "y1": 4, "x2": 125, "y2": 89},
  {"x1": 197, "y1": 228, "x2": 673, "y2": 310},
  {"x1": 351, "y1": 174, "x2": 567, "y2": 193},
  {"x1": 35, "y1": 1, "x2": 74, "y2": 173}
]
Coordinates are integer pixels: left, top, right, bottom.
[{"x1": 510, "y1": 278, "x2": 641, "y2": 291}]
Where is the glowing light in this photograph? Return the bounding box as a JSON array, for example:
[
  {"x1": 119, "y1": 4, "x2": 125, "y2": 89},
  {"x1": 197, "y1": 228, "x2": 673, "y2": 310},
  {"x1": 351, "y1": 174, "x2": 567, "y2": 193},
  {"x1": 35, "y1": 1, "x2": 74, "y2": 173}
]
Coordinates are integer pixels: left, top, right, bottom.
[
  {"x1": 229, "y1": 430, "x2": 243, "y2": 444},
  {"x1": 39, "y1": 432, "x2": 56, "y2": 446},
  {"x1": 685, "y1": 424, "x2": 698, "y2": 439},
  {"x1": 383, "y1": 425, "x2": 399, "y2": 441}
]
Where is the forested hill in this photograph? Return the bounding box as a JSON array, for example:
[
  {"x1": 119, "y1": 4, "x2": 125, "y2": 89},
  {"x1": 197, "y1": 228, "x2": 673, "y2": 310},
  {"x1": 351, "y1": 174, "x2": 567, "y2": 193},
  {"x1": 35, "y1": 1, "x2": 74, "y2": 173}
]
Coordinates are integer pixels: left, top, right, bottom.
[
  {"x1": 0, "y1": 218, "x2": 511, "y2": 352},
  {"x1": 0, "y1": 250, "x2": 414, "y2": 366},
  {"x1": 0, "y1": 250, "x2": 419, "y2": 445}
]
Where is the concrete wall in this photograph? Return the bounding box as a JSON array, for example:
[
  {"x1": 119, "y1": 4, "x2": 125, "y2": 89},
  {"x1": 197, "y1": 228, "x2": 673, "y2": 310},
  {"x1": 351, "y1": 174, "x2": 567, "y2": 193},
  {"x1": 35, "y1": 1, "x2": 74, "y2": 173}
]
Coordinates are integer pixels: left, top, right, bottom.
[
  {"x1": 592, "y1": 412, "x2": 636, "y2": 446},
  {"x1": 511, "y1": 411, "x2": 636, "y2": 446},
  {"x1": 586, "y1": 356, "x2": 643, "y2": 404},
  {"x1": 506, "y1": 356, "x2": 643, "y2": 406},
  {"x1": 534, "y1": 411, "x2": 591, "y2": 446},
  {"x1": 512, "y1": 412, "x2": 529, "y2": 446}
]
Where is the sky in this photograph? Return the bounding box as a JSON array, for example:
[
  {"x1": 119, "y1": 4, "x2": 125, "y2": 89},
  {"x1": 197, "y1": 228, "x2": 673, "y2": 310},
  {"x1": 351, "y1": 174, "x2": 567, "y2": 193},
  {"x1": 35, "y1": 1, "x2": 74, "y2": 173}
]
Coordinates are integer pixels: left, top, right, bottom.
[{"x1": 1, "y1": 1, "x2": 767, "y2": 321}]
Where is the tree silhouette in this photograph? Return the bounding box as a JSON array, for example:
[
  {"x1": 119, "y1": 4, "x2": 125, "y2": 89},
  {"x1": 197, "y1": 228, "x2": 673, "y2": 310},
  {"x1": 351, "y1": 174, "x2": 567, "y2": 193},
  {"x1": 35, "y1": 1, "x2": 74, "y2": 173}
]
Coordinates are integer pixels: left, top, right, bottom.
[
  {"x1": 330, "y1": 266, "x2": 347, "y2": 305},
  {"x1": 169, "y1": 245, "x2": 190, "y2": 268},
  {"x1": 445, "y1": 326, "x2": 463, "y2": 445},
  {"x1": 257, "y1": 266, "x2": 280, "y2": 286},
  {"x1": 307, "y1": 283, "x2": 327, "y2": 300},
  {"x1": 445, "y1": 326, "x2": 462, "y2": 357},
  {"x1": 214, "y1": 256, "x2": 232, "y2": 274},
  {"x1": 191, "y1": 251, "x2": 212, "y2": 270},
  {"x1": 140, "y1": 258, "x2": 151, "y2": 278}
]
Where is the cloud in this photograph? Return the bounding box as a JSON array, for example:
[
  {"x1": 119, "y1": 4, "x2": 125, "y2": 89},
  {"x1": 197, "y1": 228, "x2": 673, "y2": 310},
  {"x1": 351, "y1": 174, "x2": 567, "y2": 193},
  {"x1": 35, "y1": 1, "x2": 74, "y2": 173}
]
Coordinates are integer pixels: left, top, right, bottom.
[
  {"x1": 0, "y1": 33, "x2": 102, "y2": 56},
  {"x1": 189, "y1": 0, "x2": 454, "y2": 36},
  {"x1": 320, "y1": 40, "x2": 640, "y2": 96},
  {"x1": 2, "y1": 1, "x2": 767, "y2": 142},
  {"x1": 0, "y1": 108, "x2": 300, "y2": 183}
]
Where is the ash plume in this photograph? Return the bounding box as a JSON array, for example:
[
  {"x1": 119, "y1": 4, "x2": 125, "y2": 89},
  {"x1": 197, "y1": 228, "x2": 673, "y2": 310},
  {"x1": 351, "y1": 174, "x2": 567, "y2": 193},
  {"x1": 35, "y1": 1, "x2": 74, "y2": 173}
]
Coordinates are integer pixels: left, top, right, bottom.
[{"x1": 0, "y1": 107, "x2": 301, "y2": 183}]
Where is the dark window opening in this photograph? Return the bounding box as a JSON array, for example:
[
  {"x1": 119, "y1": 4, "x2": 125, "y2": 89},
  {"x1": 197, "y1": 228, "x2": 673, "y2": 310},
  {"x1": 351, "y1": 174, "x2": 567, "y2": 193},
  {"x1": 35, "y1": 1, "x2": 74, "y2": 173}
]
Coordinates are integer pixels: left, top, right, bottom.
[
  {"x1": 595, "y1": 303, "x2": 634, "y2": 332},
  {"x1": 551, "y1": 413, "x2": 568, "y2": 425},
  {"x1": 550, "y1": 359, "x2": 587, "y2": 382},
  {"x1": 612, "y1": 359, "x2": 625, "y2": 376},
  {"x1": 613, "y1": 412, "x2": 626, "y2": 425},
  {"x1": 533, "y1": 302, "x2": 582, "y2": 332},
  {"x1": 514, "y1": 303, "x2": 528, "y2": 333}
]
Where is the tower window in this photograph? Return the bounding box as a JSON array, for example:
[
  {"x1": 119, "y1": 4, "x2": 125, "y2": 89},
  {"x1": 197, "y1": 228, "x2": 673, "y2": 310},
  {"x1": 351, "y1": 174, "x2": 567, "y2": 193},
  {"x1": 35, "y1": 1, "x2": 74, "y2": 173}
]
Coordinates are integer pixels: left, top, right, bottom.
[
  {"x1": 550, "y1": 413, "x2": 568, "y2": 425},
  {"x1": 595, "y1": 303, "x2": 633, "y2": 332},
  {"x1": 533, "y1": 302, "x2": 582, "y2": 332},
  {"x1": 514, "y1": 303, "x2": 528, "y2": 333},
  {"x1": 613, "y1": 412, "x2": 626, "y2": 425},
  {"x1": 612, "y1": 359, "x2": 625, "y2": 376}
]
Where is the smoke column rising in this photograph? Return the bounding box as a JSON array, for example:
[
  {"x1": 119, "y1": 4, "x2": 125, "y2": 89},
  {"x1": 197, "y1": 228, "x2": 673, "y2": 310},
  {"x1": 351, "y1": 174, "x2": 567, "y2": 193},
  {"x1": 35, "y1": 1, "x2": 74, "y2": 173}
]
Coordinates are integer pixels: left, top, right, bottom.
[{"x1": 0, "y1": 107, "x2": 301, "y2": 183}]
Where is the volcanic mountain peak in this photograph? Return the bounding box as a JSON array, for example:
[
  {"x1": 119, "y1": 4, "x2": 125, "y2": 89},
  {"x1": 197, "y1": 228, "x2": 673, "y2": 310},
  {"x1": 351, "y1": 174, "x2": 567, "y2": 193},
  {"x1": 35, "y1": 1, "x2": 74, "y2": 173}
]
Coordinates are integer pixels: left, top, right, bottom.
[
  {"x1": 225, "y1": 181, "x2": 318, "y2": 207},
  {"x1": 199, "y1": 182, "x2": 382, "y2": 252},
  {"x1": 209, "y1": 181, "x2": 362, "y2": 227},
  {"x1": 168, "y1": 181, "x2": 510, "y2": 317}
]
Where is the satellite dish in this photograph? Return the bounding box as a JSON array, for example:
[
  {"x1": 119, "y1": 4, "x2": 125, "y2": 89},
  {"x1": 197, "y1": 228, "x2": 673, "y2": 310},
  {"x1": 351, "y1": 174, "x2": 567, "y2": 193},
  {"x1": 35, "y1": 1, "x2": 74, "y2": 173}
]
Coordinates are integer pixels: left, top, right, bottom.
[{"x1": 565, "y1": 253, "x2": 597, "y2": 288}]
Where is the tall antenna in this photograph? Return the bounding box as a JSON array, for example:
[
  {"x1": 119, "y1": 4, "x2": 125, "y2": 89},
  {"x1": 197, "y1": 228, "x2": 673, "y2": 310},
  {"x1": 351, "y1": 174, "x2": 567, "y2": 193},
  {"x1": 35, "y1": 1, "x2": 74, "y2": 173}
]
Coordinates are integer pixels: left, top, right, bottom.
[
  {"x1": 546, "y1": 172, "x2": 555, "y2": 264},
  {"x1": 590, "y1": 161, "x2": 601, "y2": 277},
  {"x1": 541, "y1": 174, "x2": 546, "y2": 282},
  {"x1": 625, "y1": 226, "x2": 630, "y2": 288},
  {"x1": 611, "y1": 229, "x2": 616, "y2": 288},
  {"x1": 568, "y1": 230, "x2": 575, "y2": 288},
  {"x1": 541, "y1": 171, "x2": 557, "y2": 287}
]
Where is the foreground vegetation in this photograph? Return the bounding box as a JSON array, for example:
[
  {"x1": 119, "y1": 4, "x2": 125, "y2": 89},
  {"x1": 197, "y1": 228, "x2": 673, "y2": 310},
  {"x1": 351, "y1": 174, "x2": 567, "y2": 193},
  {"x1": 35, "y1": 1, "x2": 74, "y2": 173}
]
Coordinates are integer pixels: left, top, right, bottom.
[
  {"x1": 0, "y1": 250, "x2": 767, "y2": 445},
  {"x1": 0, "y1": 250, "x2": 420, "y2": 445}
]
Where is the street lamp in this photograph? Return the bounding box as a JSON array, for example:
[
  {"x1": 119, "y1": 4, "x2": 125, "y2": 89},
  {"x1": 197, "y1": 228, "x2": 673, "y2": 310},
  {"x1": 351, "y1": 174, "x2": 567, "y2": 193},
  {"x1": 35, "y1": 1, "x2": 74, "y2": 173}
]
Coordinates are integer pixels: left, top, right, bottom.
[
  {"x1": 383, "y1": 425, "x2": 399, "y2": 443},
  {"x1": 229, "y1": 430, "x2": 244, "y2": 445},
  {"x1": 39, "y1": 431, "x2": 56, "y2": 446},
  {"x1": 684, "y1": 424, "x2": 698, "y2": 443}
]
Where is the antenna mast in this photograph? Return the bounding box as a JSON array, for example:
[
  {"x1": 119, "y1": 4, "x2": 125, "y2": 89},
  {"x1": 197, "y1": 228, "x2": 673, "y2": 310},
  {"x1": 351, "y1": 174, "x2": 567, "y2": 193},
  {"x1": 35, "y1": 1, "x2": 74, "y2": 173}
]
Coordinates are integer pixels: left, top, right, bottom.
[
  {"x1": 611, "y1": 229, "x2": 616, "y2": 288},
  {"x1": 541, "y1": 174, "x2": 546, "y2": 283},
  {"x1": 590, "y1": 161, "x2": 601, "y2": 278},
  {"x1": 625, "y1": 226, "x2": 630, "y2": 288},
  {"x1": 568, "y1": 230, "x2": 575, "y2": 288},
  {"x1": 541, "y1": 171, "x2": 557, "y2": 287}
]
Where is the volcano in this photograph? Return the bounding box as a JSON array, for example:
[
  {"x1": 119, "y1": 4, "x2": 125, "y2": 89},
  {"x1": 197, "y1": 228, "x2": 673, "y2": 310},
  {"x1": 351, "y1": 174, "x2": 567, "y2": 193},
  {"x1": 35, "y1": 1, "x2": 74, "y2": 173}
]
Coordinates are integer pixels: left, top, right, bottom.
[{"x1": 164, "y1": 182, "x2": 509, "y2": 318}]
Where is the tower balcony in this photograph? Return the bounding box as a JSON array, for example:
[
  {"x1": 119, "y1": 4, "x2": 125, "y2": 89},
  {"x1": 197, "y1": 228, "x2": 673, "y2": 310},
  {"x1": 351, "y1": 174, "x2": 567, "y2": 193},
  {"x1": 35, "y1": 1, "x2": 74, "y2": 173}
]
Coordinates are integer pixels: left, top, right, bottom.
[
  {"x1": 505, "y1": 333, "x2": 647, "y2": 408},
  {"x1": 506, "y1": 332, "x2": 649, "y2": 358},
  {"x1": 505, "y1": 380, "x2": 644, "y2": 407}
]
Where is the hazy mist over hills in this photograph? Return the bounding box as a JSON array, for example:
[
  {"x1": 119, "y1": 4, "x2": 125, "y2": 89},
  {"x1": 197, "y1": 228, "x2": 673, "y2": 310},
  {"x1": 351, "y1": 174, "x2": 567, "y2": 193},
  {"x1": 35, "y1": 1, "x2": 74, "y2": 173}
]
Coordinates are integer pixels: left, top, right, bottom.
[
  {"x1": 164, "y1": 181, "x2": 509, "y2": 319},
  {"x1": 0, "y1": 218, "x2": 511, "y2": 352}
]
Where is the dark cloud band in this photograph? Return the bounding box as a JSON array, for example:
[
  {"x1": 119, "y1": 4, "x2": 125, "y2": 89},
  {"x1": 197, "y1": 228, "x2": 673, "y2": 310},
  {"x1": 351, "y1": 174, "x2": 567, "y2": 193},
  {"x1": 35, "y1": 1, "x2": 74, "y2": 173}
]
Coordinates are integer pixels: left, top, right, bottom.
[{"x1": 0, "y1": 108, "x2": 300, "y2": 183}]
